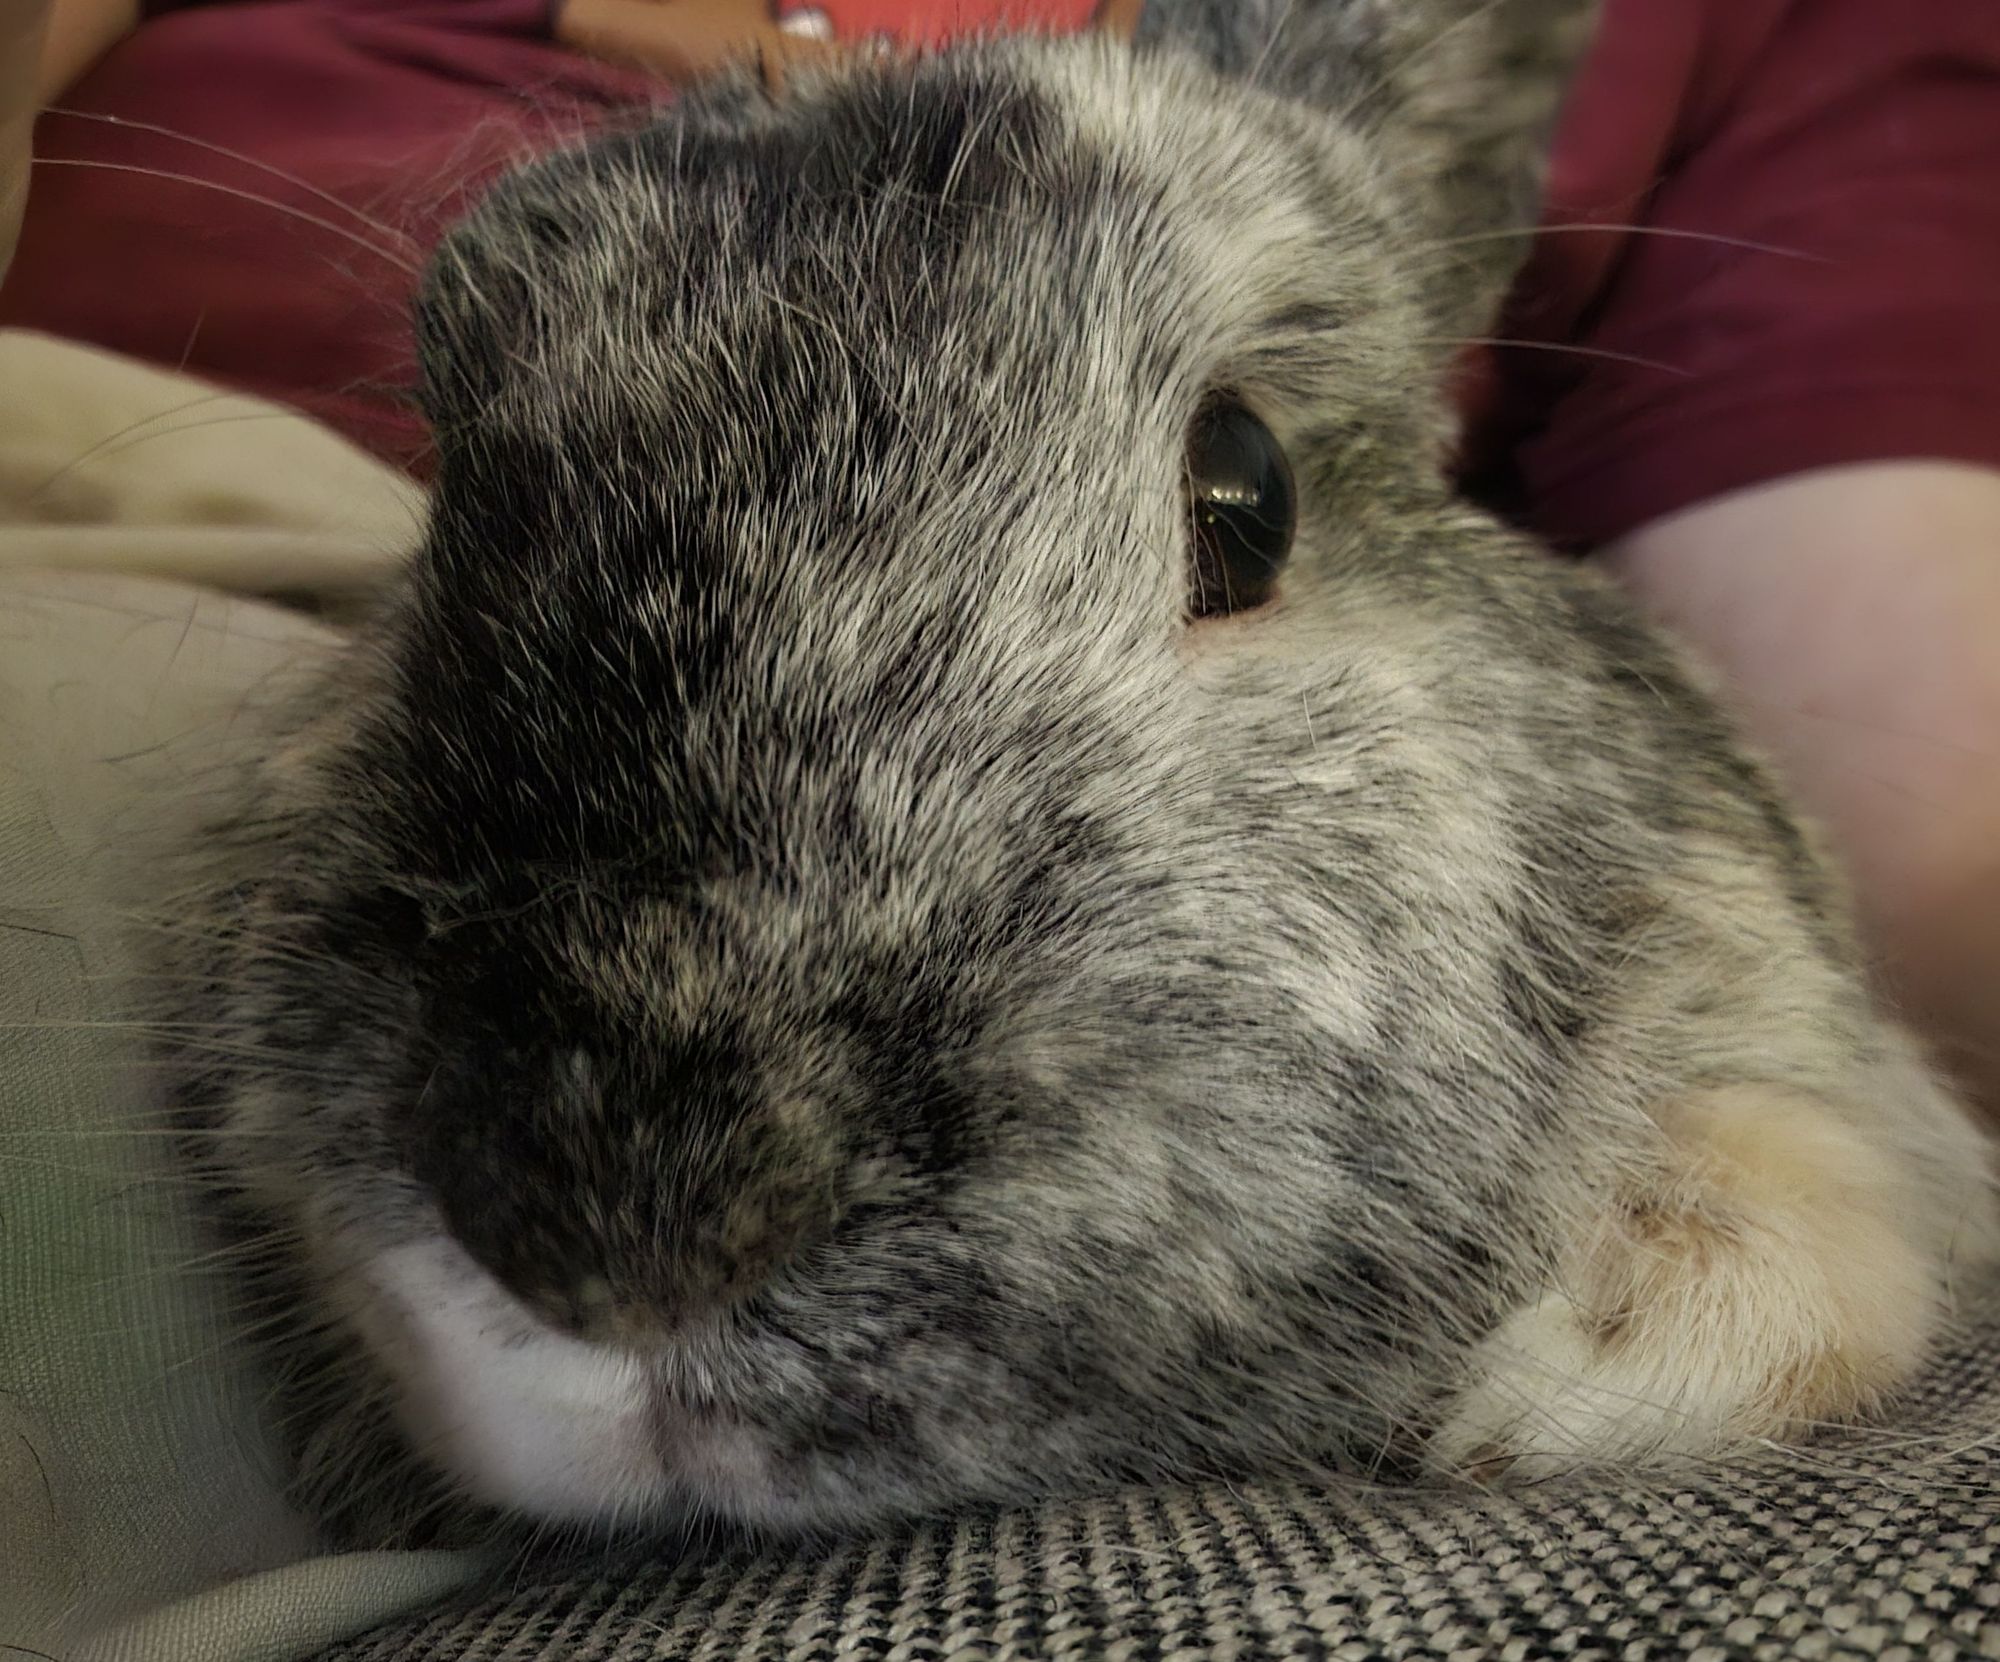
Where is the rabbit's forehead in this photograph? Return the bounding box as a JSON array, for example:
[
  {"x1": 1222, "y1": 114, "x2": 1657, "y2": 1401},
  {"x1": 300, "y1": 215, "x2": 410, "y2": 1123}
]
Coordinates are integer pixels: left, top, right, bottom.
[{"x1": 446, "y1": 44, "x2": 1412, "y2": 452}]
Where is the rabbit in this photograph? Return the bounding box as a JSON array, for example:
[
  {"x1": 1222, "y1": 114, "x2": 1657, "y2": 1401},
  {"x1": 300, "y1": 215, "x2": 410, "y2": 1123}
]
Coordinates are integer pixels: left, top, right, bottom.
[{"x1": 154, "y1": 0, "x2": 1998, "y2": 1551}]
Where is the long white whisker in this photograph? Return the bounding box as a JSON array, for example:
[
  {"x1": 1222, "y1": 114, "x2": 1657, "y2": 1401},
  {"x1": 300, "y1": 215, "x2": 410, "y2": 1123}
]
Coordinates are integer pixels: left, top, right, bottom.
[
  {"x1": 42, "y1": 107, "x2": 425, "y2": 255},
  {"x1": 27, "y1": 158, "x2": 424, "y2": 277}
]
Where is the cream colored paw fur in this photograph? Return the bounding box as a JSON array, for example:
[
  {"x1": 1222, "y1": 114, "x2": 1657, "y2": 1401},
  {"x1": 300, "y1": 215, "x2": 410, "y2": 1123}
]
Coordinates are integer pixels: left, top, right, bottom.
[{"x1": 1436, "y1": 1084, "x2": 1988, "y2": 1476}]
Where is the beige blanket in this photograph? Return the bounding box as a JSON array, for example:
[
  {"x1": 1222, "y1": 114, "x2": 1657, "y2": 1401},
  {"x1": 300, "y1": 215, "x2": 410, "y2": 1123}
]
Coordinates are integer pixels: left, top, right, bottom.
[{"x1": 0, "y1": 140, "x2": 485, "y2": 1662}]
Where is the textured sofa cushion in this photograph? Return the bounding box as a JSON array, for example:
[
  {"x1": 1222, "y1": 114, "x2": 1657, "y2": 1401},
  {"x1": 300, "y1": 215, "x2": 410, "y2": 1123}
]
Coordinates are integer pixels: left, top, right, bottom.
[{"x1": 320, "y1": 1277, "x2": 2000, "y2": 1661}]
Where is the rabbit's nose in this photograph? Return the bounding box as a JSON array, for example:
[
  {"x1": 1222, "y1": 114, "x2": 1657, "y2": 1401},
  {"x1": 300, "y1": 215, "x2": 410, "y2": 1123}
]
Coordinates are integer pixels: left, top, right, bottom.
[
  {"x1": 405, "y1": 1038, "x2": 846, "y2": 1345},
  {"x1": 536, "y1": 1167, "x2": 842, "y2": 1345},
  {"x1": 441, "y1": 1132, "x2": 844, "y2": 1345}
]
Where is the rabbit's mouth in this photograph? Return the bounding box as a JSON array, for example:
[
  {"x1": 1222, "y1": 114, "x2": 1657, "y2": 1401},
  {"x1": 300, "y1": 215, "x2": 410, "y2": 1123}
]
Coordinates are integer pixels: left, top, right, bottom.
[
  {"x1": 353, "y1": 1234, "x2": 680, "y2": 1528},
  {"x1": 349, "y1": 1231, "x2": 882, "y2": 1536}
]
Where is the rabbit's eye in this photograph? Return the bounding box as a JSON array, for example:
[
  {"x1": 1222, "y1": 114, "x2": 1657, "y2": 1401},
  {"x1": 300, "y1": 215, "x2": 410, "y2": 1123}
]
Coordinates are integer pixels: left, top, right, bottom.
[{"x1": 1185, "y1": 397, "x2": 1295, "y2": 619}]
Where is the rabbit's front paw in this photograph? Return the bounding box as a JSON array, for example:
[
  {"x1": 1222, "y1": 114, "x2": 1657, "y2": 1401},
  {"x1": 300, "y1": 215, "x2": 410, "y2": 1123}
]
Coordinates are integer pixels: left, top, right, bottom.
[{"x1": 1433, "y1": 1085, "x2": 1947, "y2": 1478}]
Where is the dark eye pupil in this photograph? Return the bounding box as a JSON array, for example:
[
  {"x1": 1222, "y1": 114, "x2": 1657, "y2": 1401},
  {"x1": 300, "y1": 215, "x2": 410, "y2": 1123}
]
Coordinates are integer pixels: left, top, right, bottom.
[{"x1": 1186, "y1": 398, "x2": 1295, "y2": 619}]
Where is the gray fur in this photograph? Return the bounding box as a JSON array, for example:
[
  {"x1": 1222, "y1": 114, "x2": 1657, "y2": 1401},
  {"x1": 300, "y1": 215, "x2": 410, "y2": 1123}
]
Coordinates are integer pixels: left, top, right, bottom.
[
  {"x1": 1134, "y1": 0, "x2": 1600, "y2": 328},
  {"x1": 154, "y1": 0, "x2": 1991, "y2": 1552}
]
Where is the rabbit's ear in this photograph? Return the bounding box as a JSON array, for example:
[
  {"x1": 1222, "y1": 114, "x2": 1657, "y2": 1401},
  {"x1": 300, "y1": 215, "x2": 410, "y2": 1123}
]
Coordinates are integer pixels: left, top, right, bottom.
[{"x1": 1125, "y1": 0, "x2": 1599, "y2": 332}]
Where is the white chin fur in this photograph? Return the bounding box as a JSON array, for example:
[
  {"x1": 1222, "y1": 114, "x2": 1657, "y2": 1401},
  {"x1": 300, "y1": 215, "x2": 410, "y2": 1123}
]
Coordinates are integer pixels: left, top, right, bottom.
[{"x1": 355, "y1": 1236, "x2": 673, "y2": 1526}]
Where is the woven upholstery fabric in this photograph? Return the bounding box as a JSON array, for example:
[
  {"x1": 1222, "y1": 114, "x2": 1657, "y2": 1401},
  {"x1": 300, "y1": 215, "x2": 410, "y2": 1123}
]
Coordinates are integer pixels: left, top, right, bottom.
[{"x1": 319, "y1": 1275, "x2": 2000, "y2": 1662}]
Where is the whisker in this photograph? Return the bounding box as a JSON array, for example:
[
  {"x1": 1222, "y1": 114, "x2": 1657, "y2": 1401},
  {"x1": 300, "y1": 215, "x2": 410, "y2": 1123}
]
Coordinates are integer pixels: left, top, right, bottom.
[
  {"x1": 40, "y1": 407, "x2": 336, "y2": 501},
  {"x1": 1412, "y1": 222, "x2": 1821, "y2": 263},
  {"x1": 1424, "y1": 334, "x2": 1692, "y2": 375},
  {"x1": 163, "y1": 1307, "x2": 342, "y2": 1375},
  {"x1": 22, "y1": 389, "x2": 238, "y2": 502},
  {"x1": 1715, "y1": 688, "x2": 2000, "y2": 766},
  {"x1": 42, "y1": 107, "x2": 424, "y2": 256},
  {"x1": 27, "y1": 158, "x2": 424, "y2": 277}
]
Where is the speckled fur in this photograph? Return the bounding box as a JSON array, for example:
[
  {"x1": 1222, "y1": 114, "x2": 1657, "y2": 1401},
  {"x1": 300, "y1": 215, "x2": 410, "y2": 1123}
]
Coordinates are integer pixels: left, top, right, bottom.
[{"x1": 156, "y1": 0, "x2": 1996, "y2": 1550}]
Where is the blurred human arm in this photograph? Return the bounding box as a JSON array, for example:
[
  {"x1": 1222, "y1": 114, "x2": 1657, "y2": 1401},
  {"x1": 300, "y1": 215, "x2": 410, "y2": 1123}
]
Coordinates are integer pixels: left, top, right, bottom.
[
  {"x1": 553, "y1": 0, "x2": 837, "y2": 84},
  {"x1": 32, "y1": 0, "x2": 824, "y2": 115},
  {"x1": 1604, "y1": 460, "x2": 2000, "y2": 1129}
]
